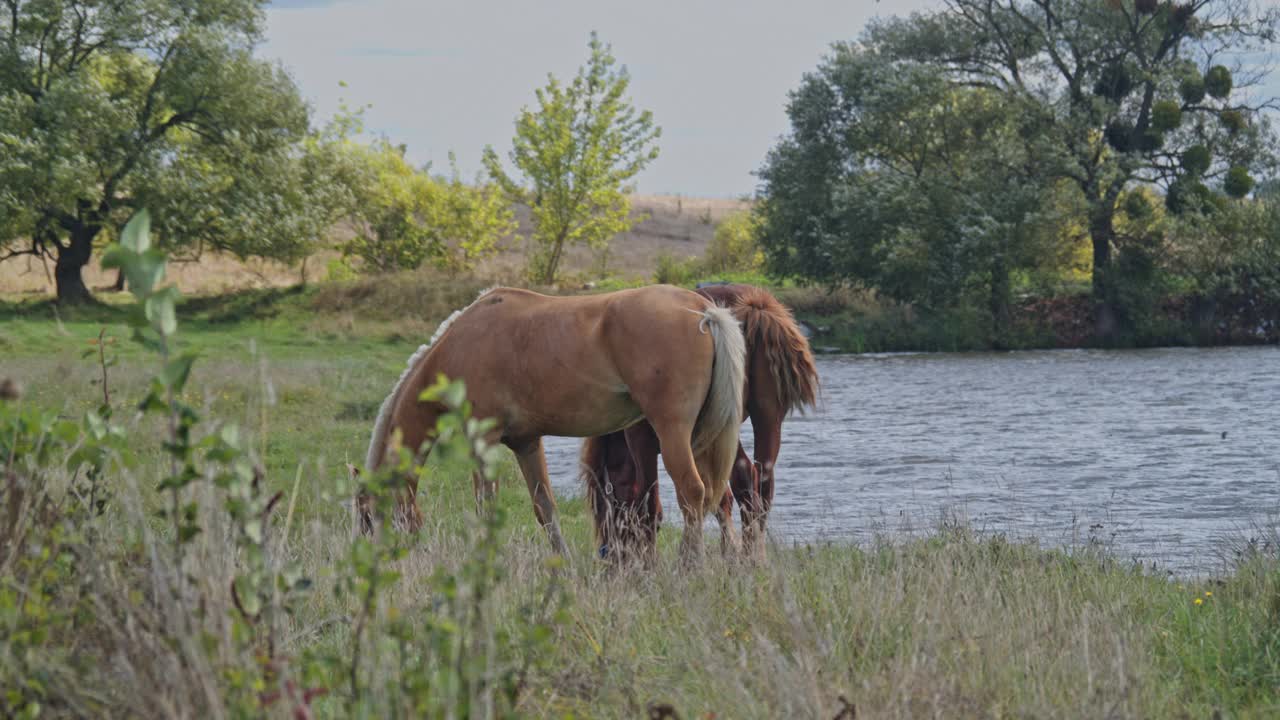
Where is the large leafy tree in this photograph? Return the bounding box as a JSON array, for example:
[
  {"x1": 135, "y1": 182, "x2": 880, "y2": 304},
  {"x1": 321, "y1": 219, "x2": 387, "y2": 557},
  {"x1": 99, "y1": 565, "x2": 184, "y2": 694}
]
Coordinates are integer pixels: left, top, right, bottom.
[
  {"x1": 759, "y1": 51, "x2": 1068, "y2": 326},
  {"x1": 760, "y1": 0, "x2": 1279, "y2": 338},
  {"x1": 0, "y1": 0, "x2": 318, "y2": 301},
  {"x1": 484, "y1": 33, "x2": 660, "y2": 284}
]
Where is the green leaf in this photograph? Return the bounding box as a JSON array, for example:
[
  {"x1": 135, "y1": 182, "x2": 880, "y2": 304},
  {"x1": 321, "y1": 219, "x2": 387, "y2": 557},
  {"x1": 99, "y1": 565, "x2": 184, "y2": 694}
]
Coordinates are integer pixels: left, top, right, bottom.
[
  {"x1": 162, "y1": 353, "x2": 197, "y2": 392},
  {"x1": 120, "y1": 210, "x2": 152, "y2": 253},
  {"x1": 220, "y1": 424, "x2": 241, "y2": 448},
  {"x1": 145, "y1": 292, "x2": 177, "y2": 336}
]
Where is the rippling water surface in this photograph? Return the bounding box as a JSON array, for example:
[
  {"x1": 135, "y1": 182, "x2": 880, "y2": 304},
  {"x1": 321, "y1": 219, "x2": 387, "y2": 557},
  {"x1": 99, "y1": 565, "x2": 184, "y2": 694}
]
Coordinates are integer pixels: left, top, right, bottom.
[{"x1": 543, "y1": 346, "x2": 1280, "y2": 574}]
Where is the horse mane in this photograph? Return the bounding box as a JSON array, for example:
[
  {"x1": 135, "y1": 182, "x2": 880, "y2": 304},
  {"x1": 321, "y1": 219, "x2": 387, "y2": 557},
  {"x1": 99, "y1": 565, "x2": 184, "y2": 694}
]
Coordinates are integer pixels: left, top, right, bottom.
[
  {"x1": 364, "y1": 287, "x2": 500, "y2": 471},
  {"x1": 732, "y1": 286, "x2": 820, "y2": 414}
]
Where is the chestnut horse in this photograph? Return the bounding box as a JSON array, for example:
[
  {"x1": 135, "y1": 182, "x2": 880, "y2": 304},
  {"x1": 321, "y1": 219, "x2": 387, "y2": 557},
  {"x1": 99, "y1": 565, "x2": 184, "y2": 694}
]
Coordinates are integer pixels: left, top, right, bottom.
[
  {"x1": 361, "y1": 285, "x2": 745, "y2": 563},
  {"x1": 581, "y1": 284, "x2": 818, "y2": 562}
]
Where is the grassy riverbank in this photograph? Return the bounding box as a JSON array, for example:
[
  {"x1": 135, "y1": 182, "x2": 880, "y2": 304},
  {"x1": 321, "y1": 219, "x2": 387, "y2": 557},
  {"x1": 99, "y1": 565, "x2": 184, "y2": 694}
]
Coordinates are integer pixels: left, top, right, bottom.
[
  {"x1": 9, "y1": 269, "x2": 1275, "y2": 361},
  {"x1": 4, "y1": 295, "x2": 1280, "y2": 718}
]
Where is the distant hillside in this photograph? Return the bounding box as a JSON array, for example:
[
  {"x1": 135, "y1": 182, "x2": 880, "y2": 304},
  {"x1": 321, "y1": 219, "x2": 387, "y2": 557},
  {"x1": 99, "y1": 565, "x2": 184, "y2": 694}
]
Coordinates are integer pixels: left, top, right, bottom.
[
  {"x1": 0, "y1": 194, "x2": 751, "y2": 297},
  {"x1": 481, "y1": 194, "x2": 752, "y2": 282}
]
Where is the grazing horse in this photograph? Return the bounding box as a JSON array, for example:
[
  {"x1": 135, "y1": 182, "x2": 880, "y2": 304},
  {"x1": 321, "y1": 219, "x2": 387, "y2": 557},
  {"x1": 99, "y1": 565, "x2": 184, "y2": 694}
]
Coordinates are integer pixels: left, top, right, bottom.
[
  {"x1": 361, "y1": 285, "x2": 746, "y2": 563},
  {"x1": 581, "y1": 284, "x2": 819, "y2": 562}
]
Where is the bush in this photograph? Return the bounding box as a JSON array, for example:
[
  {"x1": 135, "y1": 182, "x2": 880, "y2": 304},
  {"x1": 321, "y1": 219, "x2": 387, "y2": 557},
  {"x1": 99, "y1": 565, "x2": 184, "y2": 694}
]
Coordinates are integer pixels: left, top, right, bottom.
[
  {"x1": 326, "y1": 256, "x2": 359, "y2": 282},
  {"x1": 340, "y1": 144, "x2": 514, "y2": 275},
  {"x1": 704, "y1": 211, "x2": 764, "y2": 273},
  {"x1": 653, "y1": 252, "x2": 702, "y2": 286}
]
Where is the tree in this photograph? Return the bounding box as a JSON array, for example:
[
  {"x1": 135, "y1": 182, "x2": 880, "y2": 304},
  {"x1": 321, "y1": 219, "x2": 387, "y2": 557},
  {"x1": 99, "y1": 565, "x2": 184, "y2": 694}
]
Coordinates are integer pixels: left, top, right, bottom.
[
  {"x1": 890, "y1": 0, "x2": 1278, "y2": 337},
  {"x1": 758, "y1": 51, "x2": 1067, "y2": 327},
  {"x1": 759, "y1": 0, "x2": 1279, "y2": 339},
  {"x1": 0, "y1": 0, "x2": 318, "y2": 302},
  {"x1": 338, "y1": 141, "x2": 514, "y2": 275},
  {"x1": 483, "y1": 33, "x2": 660, "y2": 284}
]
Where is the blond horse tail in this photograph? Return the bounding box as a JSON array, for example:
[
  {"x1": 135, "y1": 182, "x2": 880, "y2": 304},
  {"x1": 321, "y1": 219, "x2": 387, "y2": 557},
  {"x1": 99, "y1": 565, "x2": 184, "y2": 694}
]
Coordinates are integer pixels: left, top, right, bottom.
[{"x1": 691, "y1": 305, "x2": 746, "y2": 510}]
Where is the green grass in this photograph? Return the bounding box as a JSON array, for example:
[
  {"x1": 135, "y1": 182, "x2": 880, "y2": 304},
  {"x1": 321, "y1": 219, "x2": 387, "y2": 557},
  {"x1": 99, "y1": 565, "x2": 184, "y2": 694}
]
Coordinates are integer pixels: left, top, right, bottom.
[{"x1": 4, "y1": 289, "x2": 1280, "y2": 718}]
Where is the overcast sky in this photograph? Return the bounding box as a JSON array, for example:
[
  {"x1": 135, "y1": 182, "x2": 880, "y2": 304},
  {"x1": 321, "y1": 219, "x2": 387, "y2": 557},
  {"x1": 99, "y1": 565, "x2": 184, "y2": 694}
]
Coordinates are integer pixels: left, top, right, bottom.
[
  {"x1": 262, "y1": 1, "x2": 1280, "y2": 197},
  {"x1": 262, "y1": 0, "x2": 942, "y2": 197}
]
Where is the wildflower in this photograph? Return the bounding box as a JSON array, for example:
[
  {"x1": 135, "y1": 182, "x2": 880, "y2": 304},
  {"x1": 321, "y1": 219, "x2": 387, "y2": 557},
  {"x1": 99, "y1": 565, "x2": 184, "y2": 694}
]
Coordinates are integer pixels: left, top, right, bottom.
[
  {"x1": 1204, "y1": 591, "x2": 1213, "y2": 598},
  {"x1": 1194, "y1": 598, "x2": 1203, "y2": 606}
]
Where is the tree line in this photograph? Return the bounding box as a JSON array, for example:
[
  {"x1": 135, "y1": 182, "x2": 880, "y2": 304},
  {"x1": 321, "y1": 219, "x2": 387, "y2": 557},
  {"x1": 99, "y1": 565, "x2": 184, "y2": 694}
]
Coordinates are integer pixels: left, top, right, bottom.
[
  {"x1": 0, "y1": 1, "x2": 658, "y2": 302},
  {"x1": 755, "y1": 0, "x2": 1280, "y2": 342}
]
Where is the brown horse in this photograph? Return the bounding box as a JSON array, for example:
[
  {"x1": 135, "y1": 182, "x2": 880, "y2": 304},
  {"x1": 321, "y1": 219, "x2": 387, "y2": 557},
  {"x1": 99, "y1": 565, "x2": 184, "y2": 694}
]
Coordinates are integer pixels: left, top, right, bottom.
[
  {"x1": 581, "y1": 284, "x2": 818, "y2": 562},
  {"x1": 361, "y1": 285, "x2": 746, "y2": 563}
]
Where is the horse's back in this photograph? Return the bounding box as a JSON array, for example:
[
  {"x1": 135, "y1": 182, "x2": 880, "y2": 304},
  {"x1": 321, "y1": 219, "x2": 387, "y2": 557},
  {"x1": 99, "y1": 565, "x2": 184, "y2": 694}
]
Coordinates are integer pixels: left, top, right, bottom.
[{"x1": 418, "y1": 285, "x2": 713, "y2": 439}]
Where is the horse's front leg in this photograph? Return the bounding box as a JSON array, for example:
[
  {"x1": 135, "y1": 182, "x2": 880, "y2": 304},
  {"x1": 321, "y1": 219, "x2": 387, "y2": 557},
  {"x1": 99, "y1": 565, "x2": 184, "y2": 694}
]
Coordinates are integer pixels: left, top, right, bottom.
[
  {"x1": 509, "y1": 437, "x2": 567, "y2": 554},
  {"x1": 743, "y1": 410, "x2": 782, "y2": 561}
]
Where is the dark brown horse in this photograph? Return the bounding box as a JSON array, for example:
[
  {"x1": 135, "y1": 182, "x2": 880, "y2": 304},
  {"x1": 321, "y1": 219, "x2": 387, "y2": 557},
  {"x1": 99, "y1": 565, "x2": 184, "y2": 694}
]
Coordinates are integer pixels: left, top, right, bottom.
[
  {"x1": 362, "y1": 285, "x2": 746, "y2": 564},
  {"x1": 581, "y1": 284, "x2": 819, "y2": 562}
]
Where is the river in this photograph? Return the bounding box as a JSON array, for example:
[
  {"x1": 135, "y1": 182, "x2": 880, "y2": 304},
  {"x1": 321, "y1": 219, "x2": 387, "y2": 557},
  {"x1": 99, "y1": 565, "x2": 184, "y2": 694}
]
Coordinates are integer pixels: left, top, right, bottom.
[{"x1": 543, "y1": 346, "x2": 1280, "y2": 575}]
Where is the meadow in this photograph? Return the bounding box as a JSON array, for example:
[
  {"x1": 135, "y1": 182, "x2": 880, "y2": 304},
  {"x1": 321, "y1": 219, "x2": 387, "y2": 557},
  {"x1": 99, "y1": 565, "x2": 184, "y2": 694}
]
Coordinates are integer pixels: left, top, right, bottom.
[{"x1": 3, "y1": 282, "x2": 1280, "y2": 719}]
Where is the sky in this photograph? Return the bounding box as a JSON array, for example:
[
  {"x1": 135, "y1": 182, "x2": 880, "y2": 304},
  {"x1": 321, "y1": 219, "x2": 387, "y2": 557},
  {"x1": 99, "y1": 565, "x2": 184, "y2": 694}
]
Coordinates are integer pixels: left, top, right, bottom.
[
  {"x1": 262, "y1": 1, "x2": 1280, "y2": 198},
  {"x1": 261, "y1": 0, "x2": 940, "y2": 197}
]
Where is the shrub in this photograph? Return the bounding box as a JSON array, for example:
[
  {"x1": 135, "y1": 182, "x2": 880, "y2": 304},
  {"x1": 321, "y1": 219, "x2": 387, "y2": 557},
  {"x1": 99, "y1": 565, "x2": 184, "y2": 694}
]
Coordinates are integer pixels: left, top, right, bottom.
[
  {"x1": 704, "y1": 211, "x2": 764, "y2": 273},
  {"x1": 326, "y1": 256, "x2": 359, "y2": 282},
  {"x1": 340, "y1": 145, "x2": 514, "y2": 275},
  {"x1": 653, "y1": 252, "x2": 702, "y2": 286}
]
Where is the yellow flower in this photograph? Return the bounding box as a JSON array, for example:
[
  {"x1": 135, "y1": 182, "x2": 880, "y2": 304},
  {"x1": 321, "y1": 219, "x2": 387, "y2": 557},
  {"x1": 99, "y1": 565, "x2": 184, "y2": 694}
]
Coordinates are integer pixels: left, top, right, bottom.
[
  {"x1": 1194, "y1": 598, "x2": 1203, "y2": 606},
  {"x1": 1204, "y1": 591, "x2": 1213, "y2": 597}
]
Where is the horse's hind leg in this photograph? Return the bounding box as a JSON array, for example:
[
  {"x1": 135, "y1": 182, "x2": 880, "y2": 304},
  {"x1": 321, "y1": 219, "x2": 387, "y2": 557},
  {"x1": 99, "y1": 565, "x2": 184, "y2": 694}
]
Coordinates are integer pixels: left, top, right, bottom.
[
  {"x1": 623, "y1": 422, "x2": 662, "y2": 566},
  {"x1": 650, "y1": 422, "x2": 706, "y2": 566},
  {"x1": 509, "y1": 437, "x2": 567, "y2": 554}
]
